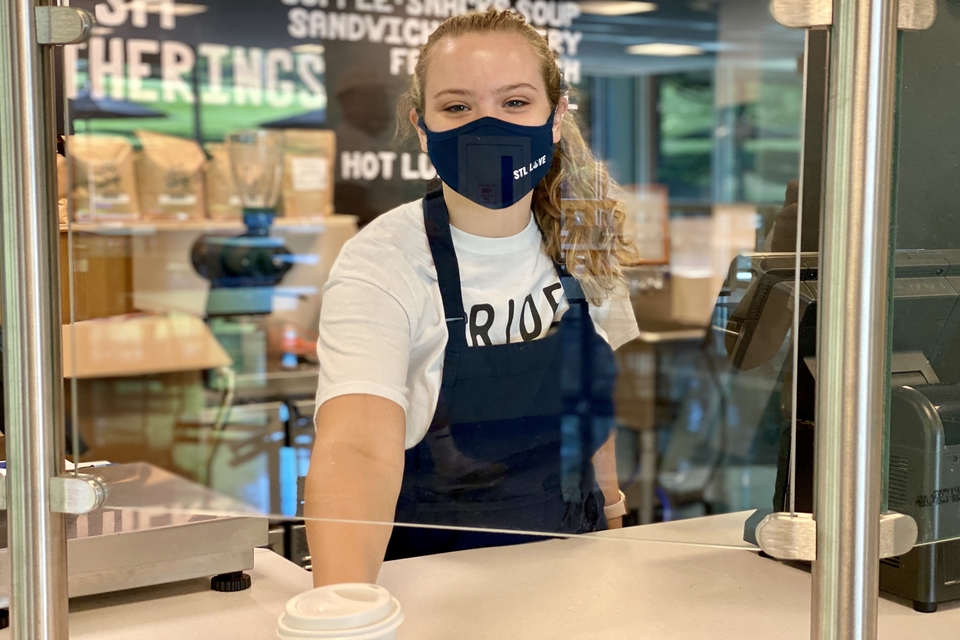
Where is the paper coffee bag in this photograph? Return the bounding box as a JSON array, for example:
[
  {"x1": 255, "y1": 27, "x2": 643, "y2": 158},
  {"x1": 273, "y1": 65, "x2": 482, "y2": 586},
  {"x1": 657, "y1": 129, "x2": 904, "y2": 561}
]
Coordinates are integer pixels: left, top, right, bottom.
[
  {"x1": 69, "y1": 134, "x2": 140, "y2": 221},
  {"x1": 281, "y1": 130, "x2": 336, "y2": 217},
  {"x1": 56, "y1": 153, "x2": 68, "y2": 224},
  {"x1": 136, "y1": 130, "x2": 206, "y2": 221}
]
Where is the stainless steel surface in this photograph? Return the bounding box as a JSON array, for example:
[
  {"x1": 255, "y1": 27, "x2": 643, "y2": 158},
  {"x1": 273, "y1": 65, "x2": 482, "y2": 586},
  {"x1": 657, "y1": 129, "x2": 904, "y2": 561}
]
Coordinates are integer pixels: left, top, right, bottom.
[
  {"x1": 92, "y1": 462, "x2": 263, "y2": 515},
  {"x1": 757, "y1": 512, "x2": 817, "y2": 561},
  {"x1": 772, "y1": 0, "x2": 935, "y2": 29},
  {"x1": 755, "y1": 512, "x2": 918, "y2": 562},
  {"x1": 33, "y1": 6, "x2": 93, "y2": 44},
  {"x1": 0, "y1": 512, "x2": 268, "y2": 599},
  {"x1": 772, "y1": 0, "x2": 833, "y2": 28},
  {"x1": 49, "y1": 475, "x2": 107, "y2": 515},
  {"x1": 898, "y1": 0, "x2": 936, "y2": 30},
  {"x1": 0, "y1": 0, "x2": 70, "y2": 636},
  {"x1": 813, "y1": 0, "x2": 899, "y2": 637}
]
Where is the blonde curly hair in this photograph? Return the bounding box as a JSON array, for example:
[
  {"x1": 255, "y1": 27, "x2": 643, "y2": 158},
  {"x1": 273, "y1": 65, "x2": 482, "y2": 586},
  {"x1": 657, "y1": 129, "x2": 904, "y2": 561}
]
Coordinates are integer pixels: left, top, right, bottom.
[{"x1": 396, "y1": 9, "x2": 638, "y2": 304}]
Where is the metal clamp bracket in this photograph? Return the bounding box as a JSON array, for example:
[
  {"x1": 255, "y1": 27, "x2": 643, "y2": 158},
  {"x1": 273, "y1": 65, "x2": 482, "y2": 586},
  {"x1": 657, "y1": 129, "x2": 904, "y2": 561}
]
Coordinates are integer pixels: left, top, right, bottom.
[
  {"x1": 772, "y1": 0, "x2": 937, "y2": 31},
  {"x1": 755, "y1": 511, "x2": 918, "y2": 561},
  {"x1": 49, "y1": 474, "x2": 107, "y2": 515},
  {"x1": 0, "y1": 473, "x2": 106, "y2": 514},
  {"x1": 35, "y1": 6, "x2": 94, "y2": 45}
]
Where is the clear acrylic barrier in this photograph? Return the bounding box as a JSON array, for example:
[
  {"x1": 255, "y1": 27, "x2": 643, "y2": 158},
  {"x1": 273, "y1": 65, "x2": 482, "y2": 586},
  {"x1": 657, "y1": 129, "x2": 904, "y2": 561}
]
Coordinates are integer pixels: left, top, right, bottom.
[{"x1": 53, "y1": 0, "x2": 809, "y2": 582}]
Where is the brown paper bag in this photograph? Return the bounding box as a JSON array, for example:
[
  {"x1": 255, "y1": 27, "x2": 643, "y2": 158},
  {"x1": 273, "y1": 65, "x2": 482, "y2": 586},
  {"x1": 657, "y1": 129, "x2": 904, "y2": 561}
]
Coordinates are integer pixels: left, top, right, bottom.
[
  {"x1": 136, "y1": 130, "x2": 206, "y2": 221},
  {"x1": 281, "y1": 129, "x2": 336, "y2": 217},
  {"x1": 205, "y1": 143, "x2": 243, "y2": 219},
  {"x1": 56, "y1": 153, "x2": 68, "y2": 224},
  {"x1": 69, "y1": 134, "x2": 140, "y2": 221}
]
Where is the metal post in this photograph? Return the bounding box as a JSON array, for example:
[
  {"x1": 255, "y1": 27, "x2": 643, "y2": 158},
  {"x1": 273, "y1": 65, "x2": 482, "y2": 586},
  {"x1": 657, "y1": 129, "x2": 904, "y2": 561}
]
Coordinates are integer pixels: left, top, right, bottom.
[
  {"x1": 812, "y1": 0, "x2": 899, "y2": 638},
  {"x1": 0, "y1": 0, "x2": 70, "y2": 637}
]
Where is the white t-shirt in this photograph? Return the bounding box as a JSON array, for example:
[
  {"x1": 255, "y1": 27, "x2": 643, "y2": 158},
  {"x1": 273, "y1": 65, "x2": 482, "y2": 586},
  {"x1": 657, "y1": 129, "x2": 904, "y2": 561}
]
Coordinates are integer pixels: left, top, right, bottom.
[{"x1": 316, "y1": 199, "x2": 640, "y2": 448}]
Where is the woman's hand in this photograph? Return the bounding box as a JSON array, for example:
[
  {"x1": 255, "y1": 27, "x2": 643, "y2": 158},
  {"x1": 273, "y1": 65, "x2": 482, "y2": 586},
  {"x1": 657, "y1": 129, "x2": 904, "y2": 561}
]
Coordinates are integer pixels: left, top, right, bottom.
[{"x1": 607, "y1": 516, "x2": 623, "y2": 530}]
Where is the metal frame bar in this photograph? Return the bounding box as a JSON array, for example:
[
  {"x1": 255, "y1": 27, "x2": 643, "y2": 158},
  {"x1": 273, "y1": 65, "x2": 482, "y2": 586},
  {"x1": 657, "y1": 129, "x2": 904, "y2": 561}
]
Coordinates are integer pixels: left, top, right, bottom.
[
  {"x1": 813, "y1": 0, "x2": 900, "y2": 637},
  {"x1": 0, "y1": 0, "x2": 70, "y2": 637}
]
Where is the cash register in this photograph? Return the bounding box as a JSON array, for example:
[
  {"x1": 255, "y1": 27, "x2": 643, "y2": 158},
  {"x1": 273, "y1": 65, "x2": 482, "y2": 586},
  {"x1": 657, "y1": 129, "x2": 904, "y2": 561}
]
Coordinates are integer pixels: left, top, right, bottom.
[{"x1": 726, "y1": 249, "x2": 960, "y2": 613}]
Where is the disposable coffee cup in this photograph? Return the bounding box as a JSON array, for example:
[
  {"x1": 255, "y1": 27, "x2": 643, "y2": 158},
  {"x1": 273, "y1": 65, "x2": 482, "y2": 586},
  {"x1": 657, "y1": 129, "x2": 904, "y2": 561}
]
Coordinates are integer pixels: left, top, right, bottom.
[{"x1": 277, "y1": 583, "x2": 404, "y2": 639}]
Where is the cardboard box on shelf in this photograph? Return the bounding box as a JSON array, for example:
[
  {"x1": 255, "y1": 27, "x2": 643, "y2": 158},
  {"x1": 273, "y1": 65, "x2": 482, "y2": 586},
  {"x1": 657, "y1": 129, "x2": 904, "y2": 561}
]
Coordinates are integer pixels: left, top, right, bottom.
[
  {"x1": 59, "y1": 232, "x2": 134, "y2": 324},
  {"x1": 669, "y1": 275, "x2": 719, "y2": 327},
  {"x1": 668, "y1": 205, "x2": 758, "y2": 327},
  {"x1": 62, "y1": 314, "x2": 232, "y2": 472},
  {"x1": 280, "y1": 129, "x2": 336, "y2": 217}
]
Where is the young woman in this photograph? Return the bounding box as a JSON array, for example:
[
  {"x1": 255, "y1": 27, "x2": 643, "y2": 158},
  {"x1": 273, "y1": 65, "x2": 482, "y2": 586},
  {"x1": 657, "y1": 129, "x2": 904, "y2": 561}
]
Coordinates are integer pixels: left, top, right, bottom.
[{"x1": 304, "y1": 10, "x2": 640, "y2": 587}]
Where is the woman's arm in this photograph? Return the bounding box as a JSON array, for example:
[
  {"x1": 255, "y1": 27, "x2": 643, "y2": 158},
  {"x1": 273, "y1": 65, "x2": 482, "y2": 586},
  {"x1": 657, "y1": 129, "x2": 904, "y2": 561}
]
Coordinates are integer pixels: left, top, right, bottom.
[
  {"x1": 304, "y1": 394, "x2": 406, "y2": 587},
  {"x1": 592, "y1": 430, "x2": 623, "y2": 529}
]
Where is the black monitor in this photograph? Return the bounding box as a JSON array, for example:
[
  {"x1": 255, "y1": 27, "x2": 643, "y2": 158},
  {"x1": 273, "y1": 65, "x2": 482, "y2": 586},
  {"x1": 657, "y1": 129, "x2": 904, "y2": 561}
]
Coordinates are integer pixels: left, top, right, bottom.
[
  {"x1": 722, "y1": 249, "x2": 960, "y2": 510},
  {"x1": 726, "y1": 250, "x2": 960, "y2": 380}
]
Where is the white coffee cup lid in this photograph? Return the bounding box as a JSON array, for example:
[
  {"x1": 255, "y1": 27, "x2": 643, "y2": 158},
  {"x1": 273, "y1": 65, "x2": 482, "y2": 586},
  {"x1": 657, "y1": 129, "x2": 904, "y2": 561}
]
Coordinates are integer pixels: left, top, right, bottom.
[{"x1": 278, "y1": 584, "x2": 404, "y2": 639}]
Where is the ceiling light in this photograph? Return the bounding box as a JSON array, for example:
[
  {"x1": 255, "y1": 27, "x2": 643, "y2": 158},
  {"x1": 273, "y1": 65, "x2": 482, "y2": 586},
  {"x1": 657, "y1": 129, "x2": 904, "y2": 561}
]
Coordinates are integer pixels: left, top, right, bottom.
[
  {"x1": 579, "y1": 2, "x2": 657, "y2": 16},
  {"x1": 627, "y1": 43, "x2": 704, "y2": 57},
  {"x1": 292, "y1": 44, "x2": 326, "y2": 55}
]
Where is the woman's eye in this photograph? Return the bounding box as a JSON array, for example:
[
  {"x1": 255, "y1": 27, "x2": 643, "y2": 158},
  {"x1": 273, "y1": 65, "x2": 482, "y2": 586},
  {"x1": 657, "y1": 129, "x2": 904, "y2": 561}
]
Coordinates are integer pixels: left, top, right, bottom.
[
  {"x1": 444, "y1": 104, "x2": 468, "y2": 113},
  {"x1": 505, "y1": 99, "x2": 529, "y2": 108}
]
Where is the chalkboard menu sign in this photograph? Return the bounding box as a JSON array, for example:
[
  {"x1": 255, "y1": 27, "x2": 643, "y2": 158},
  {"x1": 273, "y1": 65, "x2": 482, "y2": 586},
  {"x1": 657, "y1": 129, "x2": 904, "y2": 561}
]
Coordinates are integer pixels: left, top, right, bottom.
[{"x1": 66, "y1": 0, "x2": 587, "y2": 223}]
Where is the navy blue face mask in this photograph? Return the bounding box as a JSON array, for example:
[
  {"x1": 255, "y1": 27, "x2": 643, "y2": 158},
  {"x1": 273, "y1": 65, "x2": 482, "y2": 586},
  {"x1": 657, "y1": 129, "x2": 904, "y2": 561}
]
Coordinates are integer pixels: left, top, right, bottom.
[{"x1": 418, "y1": 110, "x2": 556, "y2": 210}]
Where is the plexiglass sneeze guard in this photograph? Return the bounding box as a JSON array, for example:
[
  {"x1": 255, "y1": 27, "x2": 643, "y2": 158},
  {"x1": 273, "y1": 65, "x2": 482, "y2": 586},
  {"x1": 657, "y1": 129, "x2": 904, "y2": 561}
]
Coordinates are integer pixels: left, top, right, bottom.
[
  {"x1": 52, "y1": 0, "x2": 819, "y2": 551},
  {"x1": 4, "y1": 0, "x2": 939, "y2": 637}
]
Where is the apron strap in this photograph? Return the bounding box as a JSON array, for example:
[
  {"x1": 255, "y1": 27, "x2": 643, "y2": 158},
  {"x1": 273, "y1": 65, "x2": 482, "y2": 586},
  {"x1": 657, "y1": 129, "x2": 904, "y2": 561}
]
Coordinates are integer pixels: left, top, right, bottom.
[
  {"x1": 552, "y1": 261, "x2": 586, "y2": 304},
  {"x1": 423, "y1": 189, "x2": 587, "y2": 341},
  {"x1": 423, "y1": 189, "x2": 468, "y2": 348}
]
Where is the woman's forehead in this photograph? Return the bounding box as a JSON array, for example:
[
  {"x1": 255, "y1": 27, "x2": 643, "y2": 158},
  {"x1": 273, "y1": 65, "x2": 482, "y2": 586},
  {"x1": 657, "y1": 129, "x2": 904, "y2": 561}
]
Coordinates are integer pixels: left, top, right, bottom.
[{"x1": 424, "y1": 32, "x2": 545, "y2": 96}]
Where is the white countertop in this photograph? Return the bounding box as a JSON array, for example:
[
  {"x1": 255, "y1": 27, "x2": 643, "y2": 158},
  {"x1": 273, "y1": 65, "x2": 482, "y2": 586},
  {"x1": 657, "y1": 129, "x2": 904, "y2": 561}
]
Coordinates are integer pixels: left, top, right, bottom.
[
  {"x1": 0, "y1": 548, "x2": 312, "y2": 640},
  {"x1": 0, "y1": 513, "x2": 957, "y2": 638},
  {"x1": 379, "y1": 513, "x2": 960, "y2": 640}
]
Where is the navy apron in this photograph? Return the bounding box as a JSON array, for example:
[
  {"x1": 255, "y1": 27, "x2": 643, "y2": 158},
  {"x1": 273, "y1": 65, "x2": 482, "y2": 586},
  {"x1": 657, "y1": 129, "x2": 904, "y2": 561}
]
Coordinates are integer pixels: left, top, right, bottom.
[{"x1": 385, "y1": 190, "x2": 618, "y2": 560}]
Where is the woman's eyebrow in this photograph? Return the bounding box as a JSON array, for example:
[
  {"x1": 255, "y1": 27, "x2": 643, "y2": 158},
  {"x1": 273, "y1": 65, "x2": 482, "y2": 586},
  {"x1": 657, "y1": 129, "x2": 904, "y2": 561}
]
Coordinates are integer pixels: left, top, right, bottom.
[
  {"x1": 433, "y1": 88, "x2": 472, "y2": 99},
  {"x1": 495, "y1": 83, "x2": 538, "y2": 94},
  {"x1": 432, "y1": 83, "x2": 539, "y2": 100}
]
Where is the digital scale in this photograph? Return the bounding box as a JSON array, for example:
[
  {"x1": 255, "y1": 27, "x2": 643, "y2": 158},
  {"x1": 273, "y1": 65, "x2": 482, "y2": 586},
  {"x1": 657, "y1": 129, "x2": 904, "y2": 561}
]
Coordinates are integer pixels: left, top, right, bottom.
[{"x1": 0, "y1": 463, "x2": 269, "y2": 608}]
